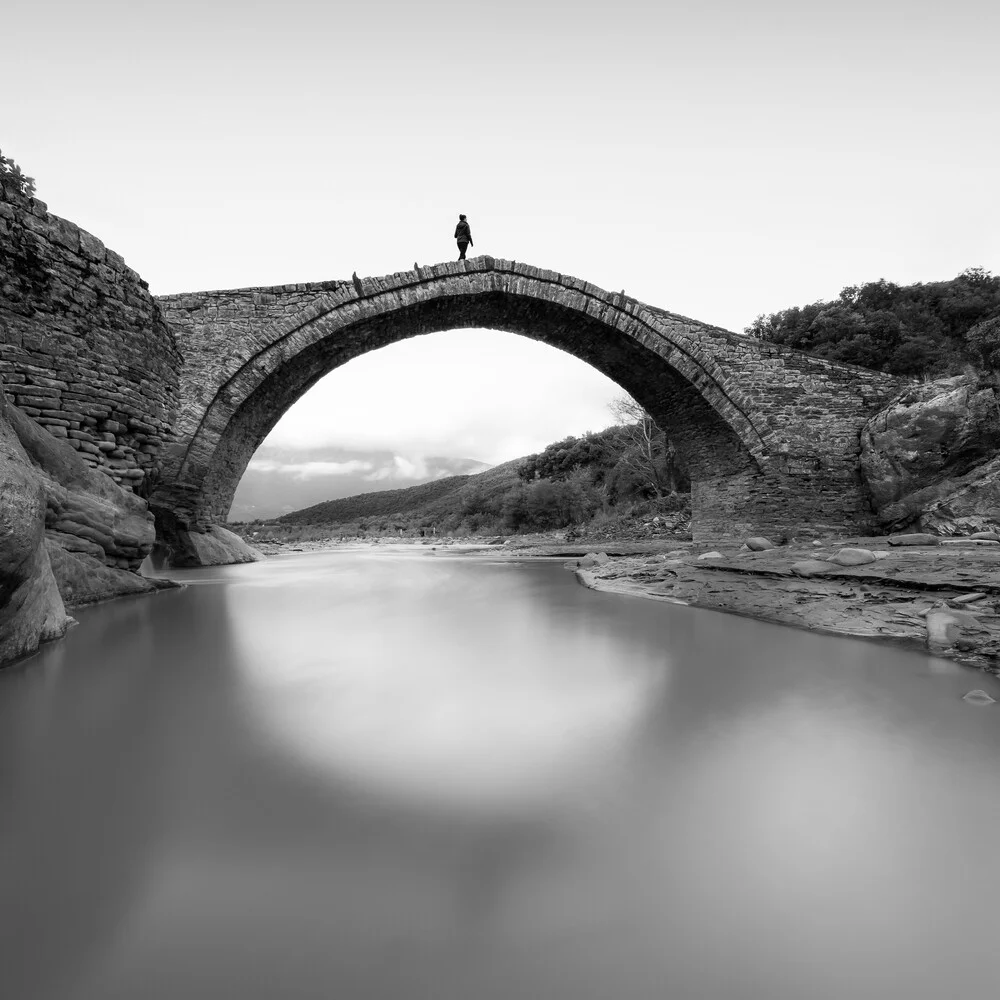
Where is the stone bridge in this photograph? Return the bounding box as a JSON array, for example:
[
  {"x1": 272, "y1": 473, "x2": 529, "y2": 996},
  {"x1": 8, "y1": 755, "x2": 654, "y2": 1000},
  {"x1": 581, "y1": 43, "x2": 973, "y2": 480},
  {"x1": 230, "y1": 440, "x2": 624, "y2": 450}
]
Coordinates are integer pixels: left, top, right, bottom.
[{"x1": 151, "y1": 258, "x2": 904, "y2": 543}]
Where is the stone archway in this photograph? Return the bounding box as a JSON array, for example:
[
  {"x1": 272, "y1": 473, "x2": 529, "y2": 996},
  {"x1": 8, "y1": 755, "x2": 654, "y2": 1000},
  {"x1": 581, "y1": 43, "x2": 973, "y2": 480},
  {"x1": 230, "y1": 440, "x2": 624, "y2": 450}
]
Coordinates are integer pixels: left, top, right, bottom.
[{"x1": 152, "y1": 259, "x2": 902, "y2": 553}]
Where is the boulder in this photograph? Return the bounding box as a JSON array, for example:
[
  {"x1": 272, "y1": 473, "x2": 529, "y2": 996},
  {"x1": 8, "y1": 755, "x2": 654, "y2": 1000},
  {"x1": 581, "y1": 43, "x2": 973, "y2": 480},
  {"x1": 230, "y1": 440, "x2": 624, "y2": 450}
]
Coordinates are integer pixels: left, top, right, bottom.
[
  {"x1": 0, "y1": 392, "x2": 72, "y2": 665},
  {"x1": 888, "y1": 532, "x2": 941, "y2": 547},
  {"x1": 970, "y1": 531, "x2": 1000, "y2": 542},
  {"x1": 860, "y1": 373, "x2": 1000, "y2": 533},
  {"x1": 925, "y1": 608, "x2": 987, "y2": 653},
  {"x1": 962, "y1": 690, "x2": 996, "y2": 706},
  {"x1": 745, "y1": 536, "x2": 775, "y2": 551},
  {"x1": 828, "y1": 547, "x2": 877, "y2": 566},
  {"x1": 574, "y1": 551, "x2": 610, "y2": 569},
  {"x1": 150, "y1": 512, "x2": 265, "y2": 569}
]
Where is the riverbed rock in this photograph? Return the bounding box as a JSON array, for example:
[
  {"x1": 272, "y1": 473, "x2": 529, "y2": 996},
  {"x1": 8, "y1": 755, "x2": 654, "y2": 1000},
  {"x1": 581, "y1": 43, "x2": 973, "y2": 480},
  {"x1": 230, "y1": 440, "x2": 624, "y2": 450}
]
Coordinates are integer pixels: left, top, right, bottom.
[
  {"x1": 44, "y1": 542, "x2": 166, "y2": 606},
  {"x1": 888, "y1": 533, "x2": 941, "y2": 547},
  {"x1": 697, "y1": 551, "x2": 723, "y2": 560},
  {"x1": 789, "y1": 559, "x2": 840, "y2": 578},
  {"x1": 925, "y1": 608, "x2": 990, "y2": 653},
  {"x1": 962, "y1": 689, "x2": 996, "y2": 706},
  {"x1": 829, "y1": 547, "x2": 877, "y2": 566},
  {"x1": 746, "y1": 536, "x2": 775, "y2": 551},
  {"x1": 860, "y1": 373, "x2": 1000, "y2": 533},
  {"x1": 951, "y1": 593, "x2": 988, "y2": 605},
  {"x1": 0, "y1": 392, "x2": 72, "y2": 665}
]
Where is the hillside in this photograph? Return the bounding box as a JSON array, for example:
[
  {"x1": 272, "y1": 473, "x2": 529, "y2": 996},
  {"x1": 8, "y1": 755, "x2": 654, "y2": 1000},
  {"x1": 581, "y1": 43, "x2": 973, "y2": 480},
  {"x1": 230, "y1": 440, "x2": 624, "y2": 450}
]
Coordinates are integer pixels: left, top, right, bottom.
[
  {"x1": 276, "y1": 460, "x2": 522, "y2": 527},
  {"x1": 234, "y1": 420, "x2": 691, "y2": 545}
]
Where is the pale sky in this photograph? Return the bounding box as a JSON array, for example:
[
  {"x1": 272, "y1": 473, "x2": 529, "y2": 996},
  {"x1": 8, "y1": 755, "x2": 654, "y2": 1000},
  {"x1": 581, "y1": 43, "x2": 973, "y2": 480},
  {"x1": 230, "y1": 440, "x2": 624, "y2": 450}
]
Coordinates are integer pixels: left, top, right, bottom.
[{"x1": 5, "y1": 0, "x2": 999, "y2": 478}]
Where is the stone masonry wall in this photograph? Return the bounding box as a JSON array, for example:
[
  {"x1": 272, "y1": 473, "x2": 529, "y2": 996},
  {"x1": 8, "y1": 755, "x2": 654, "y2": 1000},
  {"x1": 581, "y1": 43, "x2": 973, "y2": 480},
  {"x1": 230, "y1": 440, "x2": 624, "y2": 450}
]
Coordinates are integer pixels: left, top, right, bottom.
[
  {"x1": 157, "y1": 280, "x2": 350, "y2": 442},
  {"x1": 0, "y1": 178, "x2": 181, "y2": 493},
  {"x1": 152, "y1": 261, "x2": 906, "y2": 541}
]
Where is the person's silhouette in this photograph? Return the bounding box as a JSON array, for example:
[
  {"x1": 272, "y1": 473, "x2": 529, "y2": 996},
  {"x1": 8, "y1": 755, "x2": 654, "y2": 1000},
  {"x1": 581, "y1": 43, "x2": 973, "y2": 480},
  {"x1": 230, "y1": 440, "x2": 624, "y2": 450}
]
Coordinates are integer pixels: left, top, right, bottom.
[{"x1": 454, "y1": 214, "x2": 473, "y2": 260}]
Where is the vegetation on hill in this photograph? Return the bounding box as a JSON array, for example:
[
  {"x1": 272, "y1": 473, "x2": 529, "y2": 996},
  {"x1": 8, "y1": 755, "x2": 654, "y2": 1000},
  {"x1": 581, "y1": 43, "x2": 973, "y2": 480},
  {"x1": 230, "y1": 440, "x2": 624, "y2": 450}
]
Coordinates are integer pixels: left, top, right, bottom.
[
  {"x1": 236, "y1": 406, "x2": 691, "y2": 544},
  {"x1": 744, "y1": 268, "x2": 1000, "y2": 378}
]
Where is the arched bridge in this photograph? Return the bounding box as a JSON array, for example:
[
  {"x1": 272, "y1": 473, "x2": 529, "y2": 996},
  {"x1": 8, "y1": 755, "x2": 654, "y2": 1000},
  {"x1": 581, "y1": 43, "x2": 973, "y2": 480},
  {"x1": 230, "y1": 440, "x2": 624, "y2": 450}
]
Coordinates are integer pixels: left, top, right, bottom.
[{"x1": 152, "y1": 258, "x2": 903, "y2": 543}]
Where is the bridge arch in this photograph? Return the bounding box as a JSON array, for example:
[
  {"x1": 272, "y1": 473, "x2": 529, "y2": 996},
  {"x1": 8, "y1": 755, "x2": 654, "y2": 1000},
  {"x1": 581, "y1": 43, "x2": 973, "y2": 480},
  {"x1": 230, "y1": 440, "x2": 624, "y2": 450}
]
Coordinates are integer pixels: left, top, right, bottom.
[{"x1": 153, "y1": 259, "x2": 902, "y2": 546}]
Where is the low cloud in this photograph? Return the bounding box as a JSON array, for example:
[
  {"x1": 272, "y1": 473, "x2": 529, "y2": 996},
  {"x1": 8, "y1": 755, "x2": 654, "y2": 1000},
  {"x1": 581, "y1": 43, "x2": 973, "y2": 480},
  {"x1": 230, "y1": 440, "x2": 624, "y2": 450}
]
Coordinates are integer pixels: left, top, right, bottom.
[
  {"x1": 364, "y1": 455, "x2": 431, "y2": 482},
  {"x1": 247, "y1": 458, "x2": 374, "y2": 480}
]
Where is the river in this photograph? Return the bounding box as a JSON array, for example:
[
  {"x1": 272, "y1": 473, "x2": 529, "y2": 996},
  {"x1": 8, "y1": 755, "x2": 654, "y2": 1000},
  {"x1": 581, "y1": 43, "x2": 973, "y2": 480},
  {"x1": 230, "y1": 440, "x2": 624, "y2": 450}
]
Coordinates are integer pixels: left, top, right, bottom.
[{"x1": 1, "y1": 547, "x2": 999, "y2": 999}]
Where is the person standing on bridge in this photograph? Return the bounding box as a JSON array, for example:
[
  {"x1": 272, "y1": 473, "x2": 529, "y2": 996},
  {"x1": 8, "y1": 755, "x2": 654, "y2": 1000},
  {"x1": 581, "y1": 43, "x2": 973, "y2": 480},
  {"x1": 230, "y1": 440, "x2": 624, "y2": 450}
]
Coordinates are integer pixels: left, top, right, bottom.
[{"x1": 454, "y1": 214, "x2": 473, "y2": 260}]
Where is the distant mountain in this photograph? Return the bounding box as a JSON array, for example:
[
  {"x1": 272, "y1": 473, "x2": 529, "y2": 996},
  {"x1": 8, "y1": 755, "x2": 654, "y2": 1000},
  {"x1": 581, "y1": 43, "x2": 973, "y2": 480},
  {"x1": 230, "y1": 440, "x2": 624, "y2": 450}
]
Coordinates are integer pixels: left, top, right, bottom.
[
  {"x1": 275, "y1": 460, "x2": 523, "y2": 527},
  {"x1": 229, "y1": 445, "x2": 490, "y2": 521}
]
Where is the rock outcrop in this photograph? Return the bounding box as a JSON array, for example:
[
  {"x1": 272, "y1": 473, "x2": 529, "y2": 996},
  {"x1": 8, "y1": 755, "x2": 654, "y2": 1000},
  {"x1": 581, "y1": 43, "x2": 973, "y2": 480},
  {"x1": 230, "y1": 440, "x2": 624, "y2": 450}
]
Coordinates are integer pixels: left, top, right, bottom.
[
  {"x1": 2, "y1": 395, "x2": 162, "y2": 619},
  {"x1": 0, "y1": 390, "x2": 72, "y2": 663},
  {"x1": 149, "y1": 507, "x2": 263, "y2": 569},
  {"x1": 860, "y1": 374, "x2": 1000, "y2": 534}
]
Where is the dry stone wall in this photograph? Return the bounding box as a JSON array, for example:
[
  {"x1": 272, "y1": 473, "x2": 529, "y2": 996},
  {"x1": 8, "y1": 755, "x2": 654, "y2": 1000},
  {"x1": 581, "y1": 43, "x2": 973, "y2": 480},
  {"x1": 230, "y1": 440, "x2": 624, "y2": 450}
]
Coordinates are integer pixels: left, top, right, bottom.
[{"x1": 0, "y1": 180, "x2": 181, "y2": 493}]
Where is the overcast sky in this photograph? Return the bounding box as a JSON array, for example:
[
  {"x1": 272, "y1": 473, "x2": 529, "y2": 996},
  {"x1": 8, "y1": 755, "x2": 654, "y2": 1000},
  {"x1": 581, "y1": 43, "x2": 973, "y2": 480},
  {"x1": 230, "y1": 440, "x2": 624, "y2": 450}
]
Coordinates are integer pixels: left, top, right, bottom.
[{"x1": 5, "y1": 0, "x2": 998, "y2": 478}]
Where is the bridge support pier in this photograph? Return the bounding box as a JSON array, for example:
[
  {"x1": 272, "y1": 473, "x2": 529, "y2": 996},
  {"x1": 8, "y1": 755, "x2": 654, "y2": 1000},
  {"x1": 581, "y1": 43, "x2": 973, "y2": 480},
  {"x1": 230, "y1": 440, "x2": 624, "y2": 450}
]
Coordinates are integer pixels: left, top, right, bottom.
[{"x1": 691, "y1": 466, "x2": 876, "y2": 543}]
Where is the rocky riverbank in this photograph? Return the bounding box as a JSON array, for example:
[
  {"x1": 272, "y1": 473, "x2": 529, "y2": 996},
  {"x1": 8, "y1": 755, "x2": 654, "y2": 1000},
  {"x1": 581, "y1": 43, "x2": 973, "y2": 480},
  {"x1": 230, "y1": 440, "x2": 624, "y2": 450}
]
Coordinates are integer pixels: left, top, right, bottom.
[{"x1": 567, "y1": 535, "x2": 1000, "y2": 676}]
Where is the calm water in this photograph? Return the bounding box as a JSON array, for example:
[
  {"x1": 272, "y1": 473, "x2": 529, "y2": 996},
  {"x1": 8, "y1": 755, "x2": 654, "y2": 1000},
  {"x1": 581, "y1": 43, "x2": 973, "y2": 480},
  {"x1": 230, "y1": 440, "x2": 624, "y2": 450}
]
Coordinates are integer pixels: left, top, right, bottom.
[{"x1": 1, "y1": 547, "x2": 999, "y2": 1000}]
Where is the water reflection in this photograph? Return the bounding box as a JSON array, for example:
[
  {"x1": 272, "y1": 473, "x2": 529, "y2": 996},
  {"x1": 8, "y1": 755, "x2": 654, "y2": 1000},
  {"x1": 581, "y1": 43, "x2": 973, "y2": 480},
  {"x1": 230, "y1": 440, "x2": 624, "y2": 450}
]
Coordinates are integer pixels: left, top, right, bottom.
[
  {"x1": 231, "y1": 556, "x2": 666, "y2": 815},
  {"x1": 0, "y1": 548, "x2": 998, "y2": 1000}
]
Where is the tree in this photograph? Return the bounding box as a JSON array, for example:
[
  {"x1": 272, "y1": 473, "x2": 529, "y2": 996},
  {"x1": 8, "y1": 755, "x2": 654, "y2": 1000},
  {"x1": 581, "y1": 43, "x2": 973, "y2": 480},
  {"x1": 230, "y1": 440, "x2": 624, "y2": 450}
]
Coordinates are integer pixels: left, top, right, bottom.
[
  {"x1": 608, "y1": 395, "x2": 688, "y2": 498},
  {"x1": 0, "y1": 149, "x2": 36, "y2": 198},
  {"x1": 967, "y1": 315, "x2": 1000, "y2": 370},
  {"x1": 744, "y1": 269, "x2": 1000, "y2": 377}
]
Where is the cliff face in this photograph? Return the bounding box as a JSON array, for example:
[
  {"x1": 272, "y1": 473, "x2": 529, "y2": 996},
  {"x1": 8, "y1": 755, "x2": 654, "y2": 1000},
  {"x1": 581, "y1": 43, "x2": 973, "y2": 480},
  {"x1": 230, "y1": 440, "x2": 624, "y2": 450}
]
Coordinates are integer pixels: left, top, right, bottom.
[{"x1": 860, "y1": 374, "x2": 1000, "y2": 534}]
